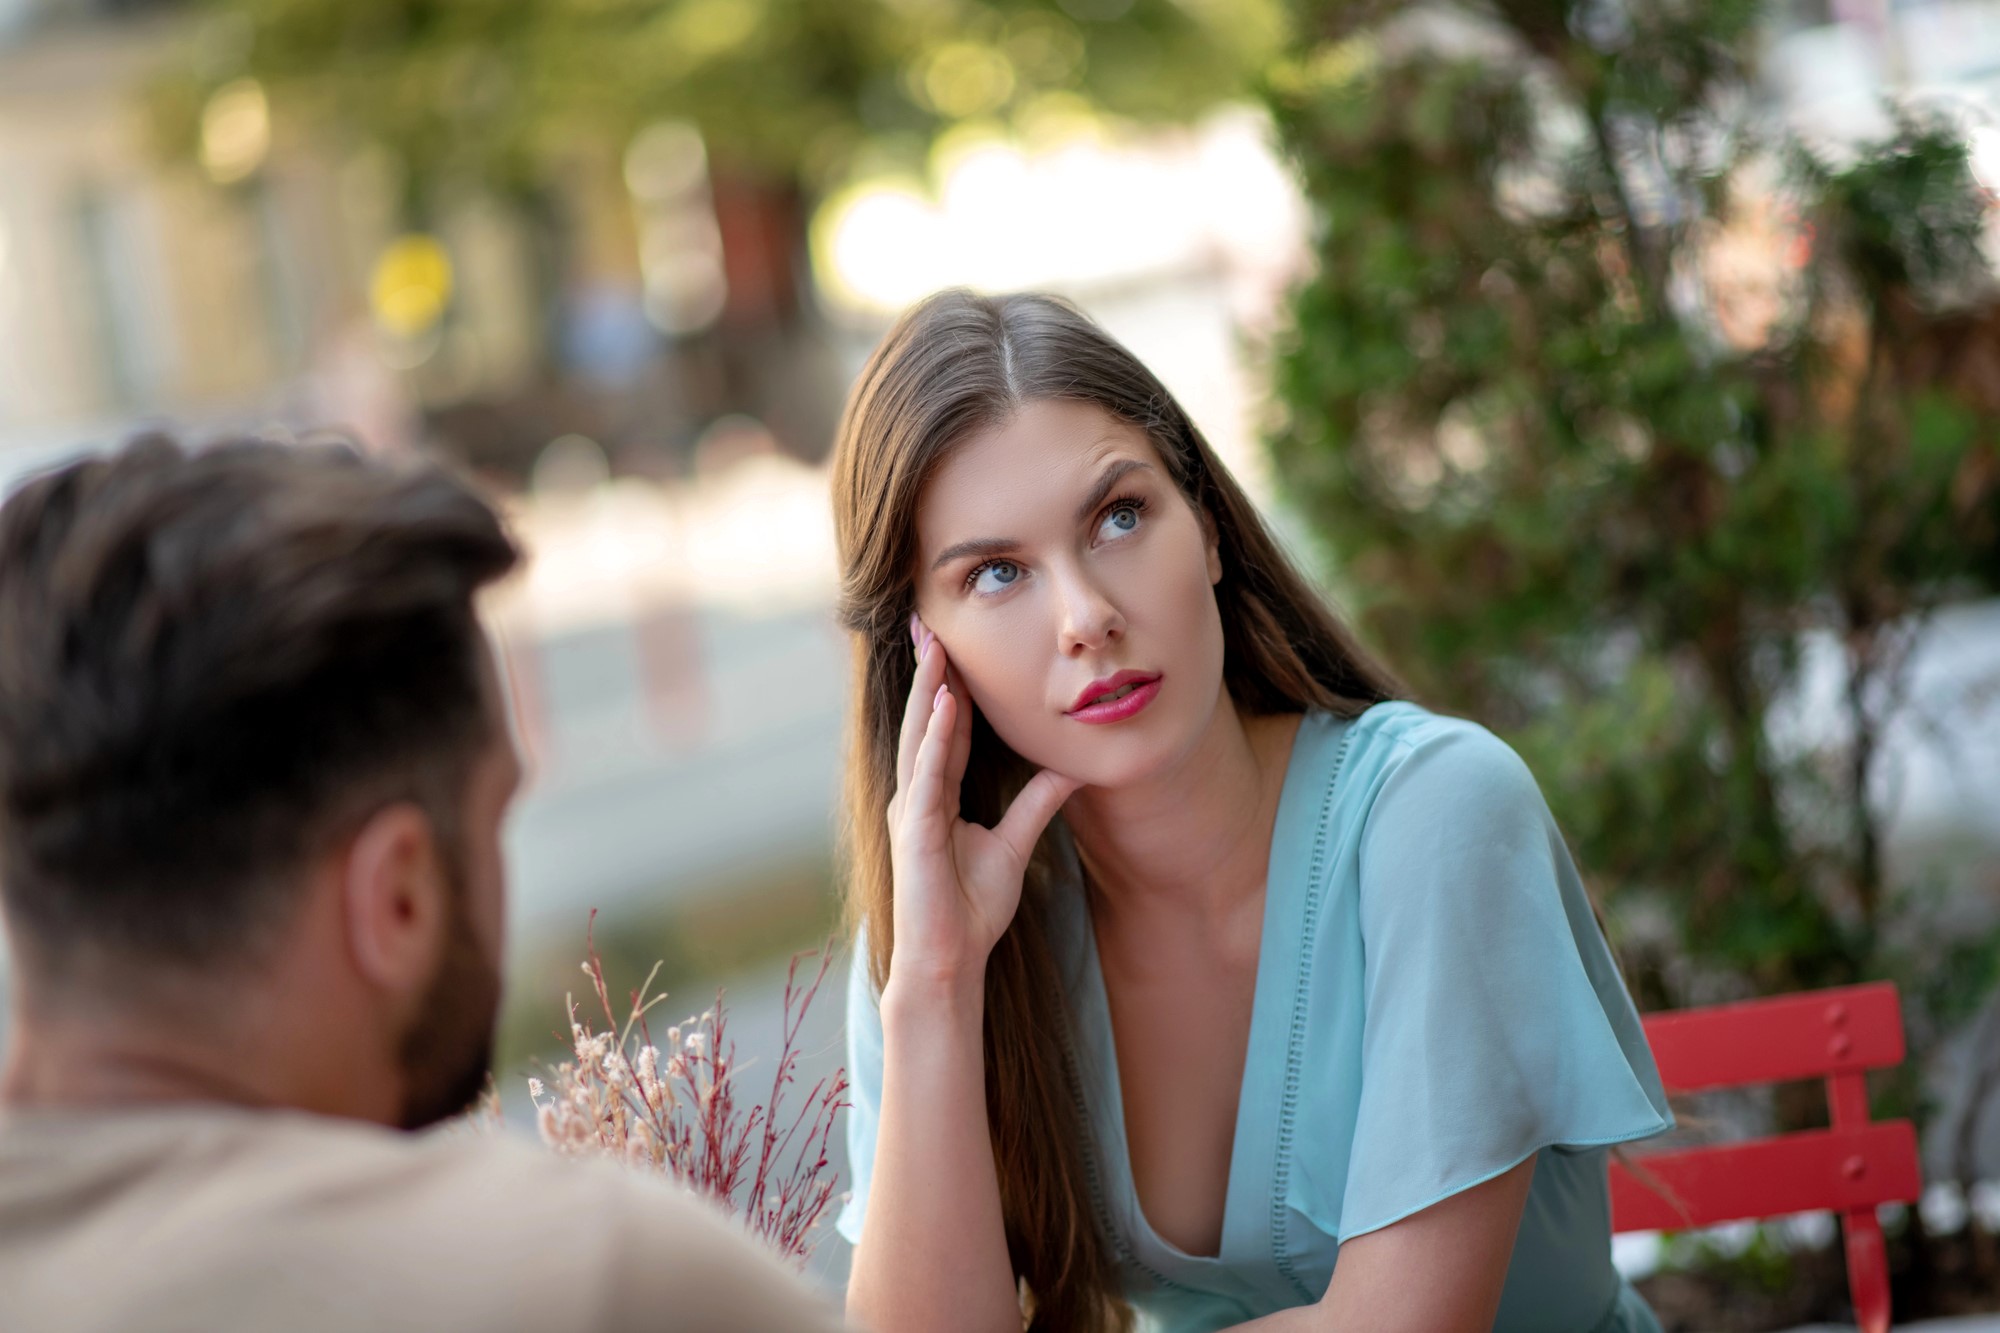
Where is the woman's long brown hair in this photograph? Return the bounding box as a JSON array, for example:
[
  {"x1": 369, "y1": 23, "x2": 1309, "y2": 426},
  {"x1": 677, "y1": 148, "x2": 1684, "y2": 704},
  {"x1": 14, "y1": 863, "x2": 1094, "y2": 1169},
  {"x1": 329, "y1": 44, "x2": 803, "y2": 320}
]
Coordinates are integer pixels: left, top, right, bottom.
[{"x1": 830, "y1": 290, "x2": 1402, "y2": 1330}]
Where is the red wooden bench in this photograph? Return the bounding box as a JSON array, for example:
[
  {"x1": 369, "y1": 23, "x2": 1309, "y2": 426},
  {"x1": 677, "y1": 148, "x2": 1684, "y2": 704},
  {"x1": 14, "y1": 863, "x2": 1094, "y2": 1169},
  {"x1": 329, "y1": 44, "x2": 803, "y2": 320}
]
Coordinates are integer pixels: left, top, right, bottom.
[{"x1": 1609, "y1": 982, "x2": 1925, "y2": 1333}]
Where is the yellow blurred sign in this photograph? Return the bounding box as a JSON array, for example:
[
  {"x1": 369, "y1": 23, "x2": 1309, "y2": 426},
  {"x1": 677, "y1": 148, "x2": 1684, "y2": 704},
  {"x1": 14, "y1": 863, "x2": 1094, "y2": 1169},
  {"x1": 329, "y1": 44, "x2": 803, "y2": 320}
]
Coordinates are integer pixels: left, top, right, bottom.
[{"x1": 370, "y1": 235, "x2": 454, "y2": 339}]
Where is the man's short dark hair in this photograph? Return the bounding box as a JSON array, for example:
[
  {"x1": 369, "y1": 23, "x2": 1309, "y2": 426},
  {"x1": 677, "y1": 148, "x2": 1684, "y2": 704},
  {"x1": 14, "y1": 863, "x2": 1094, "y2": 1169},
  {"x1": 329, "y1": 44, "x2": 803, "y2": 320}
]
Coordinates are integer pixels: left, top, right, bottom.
[{"x1": 0, "y1": 433, "x2": 520, "y2": 978}]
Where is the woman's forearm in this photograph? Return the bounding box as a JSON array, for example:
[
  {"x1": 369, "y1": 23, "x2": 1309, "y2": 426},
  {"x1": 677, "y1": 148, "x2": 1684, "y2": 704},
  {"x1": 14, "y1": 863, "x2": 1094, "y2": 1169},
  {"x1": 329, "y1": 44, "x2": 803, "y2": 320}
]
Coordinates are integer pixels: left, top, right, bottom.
[{"x1": 845, "y1": 973, "x2": 1020, "y2": 1333}]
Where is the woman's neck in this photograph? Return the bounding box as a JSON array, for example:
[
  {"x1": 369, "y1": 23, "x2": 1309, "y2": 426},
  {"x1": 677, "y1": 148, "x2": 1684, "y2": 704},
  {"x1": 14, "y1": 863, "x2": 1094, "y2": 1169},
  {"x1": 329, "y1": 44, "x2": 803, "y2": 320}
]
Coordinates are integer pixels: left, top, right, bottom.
[{"x1": 1064, "y1": 692, "x2": 1301, "y2": 923}]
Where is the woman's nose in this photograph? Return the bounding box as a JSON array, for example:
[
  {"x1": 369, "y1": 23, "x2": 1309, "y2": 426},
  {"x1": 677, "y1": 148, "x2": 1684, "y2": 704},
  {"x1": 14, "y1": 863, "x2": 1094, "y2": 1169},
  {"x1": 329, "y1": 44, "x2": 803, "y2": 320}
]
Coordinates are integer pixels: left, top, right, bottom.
[{"x1": 1055, "y1": 570, "x2": 1124, "y2": 655}]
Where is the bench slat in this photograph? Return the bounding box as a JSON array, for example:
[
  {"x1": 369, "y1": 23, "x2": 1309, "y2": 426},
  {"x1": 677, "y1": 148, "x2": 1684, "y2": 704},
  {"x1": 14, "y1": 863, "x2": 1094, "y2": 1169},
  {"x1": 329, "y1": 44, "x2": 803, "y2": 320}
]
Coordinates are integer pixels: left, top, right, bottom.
[
  {"x1": 1639, "y1": 982, "x2": 1904, "y2": 1093},
  {"x1": 1609, "y1": 1120, "x2": 1921, "y2": 1232}
]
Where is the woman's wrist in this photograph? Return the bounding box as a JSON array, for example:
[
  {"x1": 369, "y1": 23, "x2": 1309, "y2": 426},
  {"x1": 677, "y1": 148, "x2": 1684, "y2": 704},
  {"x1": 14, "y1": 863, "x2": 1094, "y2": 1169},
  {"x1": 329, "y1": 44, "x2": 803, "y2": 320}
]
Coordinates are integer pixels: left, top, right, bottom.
[{"x1": 881, "y1": 964, "x2": 986, "y2": 1028}]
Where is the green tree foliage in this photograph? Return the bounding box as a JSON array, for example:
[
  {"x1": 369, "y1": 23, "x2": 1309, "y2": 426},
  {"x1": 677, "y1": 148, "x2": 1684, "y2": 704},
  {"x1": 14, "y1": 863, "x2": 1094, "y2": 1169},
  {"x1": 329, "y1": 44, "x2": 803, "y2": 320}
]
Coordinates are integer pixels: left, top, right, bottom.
[
  {"x1": 166, "y1": 0, "x2": 1282, "y2": 200},
  {"x1": 1261, "y1": 2, "x2": 2000, "y2": 1041}
]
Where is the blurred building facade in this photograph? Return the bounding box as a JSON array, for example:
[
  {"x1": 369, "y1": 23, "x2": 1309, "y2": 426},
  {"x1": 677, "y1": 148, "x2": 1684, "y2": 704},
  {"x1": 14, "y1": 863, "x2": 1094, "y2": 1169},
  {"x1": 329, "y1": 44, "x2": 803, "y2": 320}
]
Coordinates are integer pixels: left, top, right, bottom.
[
  {"x1": 5, "y1": 0, "x2": 1998, "y2": 487},
  {"x1": 0, "y1": 0, "x2": 332, "y2": 477},
  {"x1": 0, "y1": 0, "x2": 847, "y2": 493}
]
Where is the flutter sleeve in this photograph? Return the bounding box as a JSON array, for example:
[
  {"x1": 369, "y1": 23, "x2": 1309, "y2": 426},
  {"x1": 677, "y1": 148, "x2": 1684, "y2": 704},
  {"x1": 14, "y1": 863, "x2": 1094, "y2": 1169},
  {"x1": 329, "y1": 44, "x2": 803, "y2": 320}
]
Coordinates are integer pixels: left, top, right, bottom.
[
  {"x1": 1337, "y1": 720, "x2": 1672, "y2": 1241},
  {"x1": 835, "y1": 936, "x2": 883, "y2": 1246}
]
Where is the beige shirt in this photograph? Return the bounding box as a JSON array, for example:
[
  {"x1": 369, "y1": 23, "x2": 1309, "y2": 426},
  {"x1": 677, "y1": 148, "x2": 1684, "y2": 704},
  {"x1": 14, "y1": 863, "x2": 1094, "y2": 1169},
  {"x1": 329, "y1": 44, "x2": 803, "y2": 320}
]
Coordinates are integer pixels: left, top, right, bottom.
[{"x1": 0, "y1": 1104, "x2": 851, "y2": 1333}]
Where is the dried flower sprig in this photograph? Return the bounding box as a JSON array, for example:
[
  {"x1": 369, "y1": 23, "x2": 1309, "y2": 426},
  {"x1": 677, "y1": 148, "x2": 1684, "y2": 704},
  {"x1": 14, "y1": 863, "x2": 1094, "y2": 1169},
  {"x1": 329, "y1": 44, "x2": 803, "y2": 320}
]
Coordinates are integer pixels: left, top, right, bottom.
[{"x1": 528, "y1": 911, "x2": 850, "y2": 1266}]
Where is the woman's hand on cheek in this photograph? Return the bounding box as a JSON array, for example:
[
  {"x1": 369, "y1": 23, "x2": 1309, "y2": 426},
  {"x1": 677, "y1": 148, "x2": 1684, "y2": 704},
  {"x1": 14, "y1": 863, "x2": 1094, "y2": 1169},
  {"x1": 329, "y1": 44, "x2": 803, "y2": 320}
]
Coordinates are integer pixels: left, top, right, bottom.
[{"x1": 887, "y1": 625, "x2": 1080, "y2": 992}]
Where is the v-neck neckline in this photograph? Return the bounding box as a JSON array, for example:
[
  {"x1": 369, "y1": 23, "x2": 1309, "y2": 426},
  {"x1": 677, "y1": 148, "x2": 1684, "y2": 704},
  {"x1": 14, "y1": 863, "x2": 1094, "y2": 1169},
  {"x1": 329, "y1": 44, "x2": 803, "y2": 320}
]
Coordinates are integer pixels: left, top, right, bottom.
[{"x1": 1068, "y1": 712, "x2": 1336, "y2": 1281}]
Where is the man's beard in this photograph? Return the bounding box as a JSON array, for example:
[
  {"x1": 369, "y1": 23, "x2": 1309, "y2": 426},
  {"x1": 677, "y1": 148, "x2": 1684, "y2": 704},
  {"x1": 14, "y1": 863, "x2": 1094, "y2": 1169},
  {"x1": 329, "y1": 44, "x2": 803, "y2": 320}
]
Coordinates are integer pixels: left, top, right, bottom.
[{"x1": 394, "y1": 858, "x2": 501, "y2": 1131}]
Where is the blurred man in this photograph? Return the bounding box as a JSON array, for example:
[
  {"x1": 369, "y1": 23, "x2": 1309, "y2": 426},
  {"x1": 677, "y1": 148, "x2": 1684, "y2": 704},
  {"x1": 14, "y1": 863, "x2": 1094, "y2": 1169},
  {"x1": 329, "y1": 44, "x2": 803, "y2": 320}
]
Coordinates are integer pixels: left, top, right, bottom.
[{"x1": 0, "y1": 435, "x2": 847, "y2": 1333}]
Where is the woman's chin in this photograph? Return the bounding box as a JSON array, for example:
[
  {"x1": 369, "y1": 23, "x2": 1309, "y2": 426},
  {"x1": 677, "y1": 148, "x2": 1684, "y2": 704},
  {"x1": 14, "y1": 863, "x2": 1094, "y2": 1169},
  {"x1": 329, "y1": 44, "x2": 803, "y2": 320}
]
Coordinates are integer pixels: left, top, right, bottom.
[
  {"x1": 989, "y1": 699, "x2": 1208, "y2": 795},
  {"x1": 1026, "y1": 734, "x2": 1182, "y2": 795}
]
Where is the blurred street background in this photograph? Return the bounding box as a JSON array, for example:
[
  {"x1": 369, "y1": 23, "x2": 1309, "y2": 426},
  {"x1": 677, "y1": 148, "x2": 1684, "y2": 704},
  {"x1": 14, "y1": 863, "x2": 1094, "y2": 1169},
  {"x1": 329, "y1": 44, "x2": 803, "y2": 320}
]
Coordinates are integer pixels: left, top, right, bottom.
[{"x1": 1, "y1": 0, "x2": 1999, "y2": 1325}]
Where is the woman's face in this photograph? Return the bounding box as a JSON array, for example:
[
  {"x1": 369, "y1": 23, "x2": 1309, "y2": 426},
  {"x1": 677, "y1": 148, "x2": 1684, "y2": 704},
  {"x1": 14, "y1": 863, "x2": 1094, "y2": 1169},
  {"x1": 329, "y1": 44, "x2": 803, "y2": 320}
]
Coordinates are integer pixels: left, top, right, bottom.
[{"x1": 913, "y1": 398, "x2": 1225, "y2": 790}]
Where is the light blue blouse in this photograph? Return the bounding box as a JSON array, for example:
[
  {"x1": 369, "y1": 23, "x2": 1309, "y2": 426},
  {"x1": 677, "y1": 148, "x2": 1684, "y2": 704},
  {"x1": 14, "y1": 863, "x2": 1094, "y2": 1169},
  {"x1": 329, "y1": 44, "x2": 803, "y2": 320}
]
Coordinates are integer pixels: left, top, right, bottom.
[{"x1": 839, "y1": 702, "x2": 1674, "y2": 1332}]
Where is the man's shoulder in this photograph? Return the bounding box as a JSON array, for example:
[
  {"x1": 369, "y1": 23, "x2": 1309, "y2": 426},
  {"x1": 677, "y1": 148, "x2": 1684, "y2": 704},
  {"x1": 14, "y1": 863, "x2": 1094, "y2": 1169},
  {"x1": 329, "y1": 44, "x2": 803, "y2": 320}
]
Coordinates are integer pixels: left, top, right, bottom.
[
  {"x1": 395, "y1": 1124, "x2": 848, "y2": 1330},
  {"x1": 0, "y1": 1104, "x2": 673, "y2": 1257},
  {"x1": 245, "y1": 1113, "x2": 775, "y2": 1259},
  {"x1": 0, "y1": 1106, "x2": 846, "y2": 1332}
]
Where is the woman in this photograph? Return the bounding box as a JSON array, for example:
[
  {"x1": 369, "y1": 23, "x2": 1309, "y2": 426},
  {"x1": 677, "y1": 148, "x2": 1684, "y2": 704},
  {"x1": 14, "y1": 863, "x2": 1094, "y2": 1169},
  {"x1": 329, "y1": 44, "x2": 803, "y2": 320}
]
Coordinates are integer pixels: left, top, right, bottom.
[{"x1": 830, "y1": 290, "x2": 1672, "y2": 1333}]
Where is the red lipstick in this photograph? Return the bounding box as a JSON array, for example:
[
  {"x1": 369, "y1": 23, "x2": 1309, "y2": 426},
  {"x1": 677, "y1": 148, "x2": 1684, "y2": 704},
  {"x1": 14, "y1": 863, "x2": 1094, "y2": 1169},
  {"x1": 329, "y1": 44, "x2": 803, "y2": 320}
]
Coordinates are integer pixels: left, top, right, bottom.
[{"x1": 1066, "y1": 670, "x2": 1163, "y2": 725}]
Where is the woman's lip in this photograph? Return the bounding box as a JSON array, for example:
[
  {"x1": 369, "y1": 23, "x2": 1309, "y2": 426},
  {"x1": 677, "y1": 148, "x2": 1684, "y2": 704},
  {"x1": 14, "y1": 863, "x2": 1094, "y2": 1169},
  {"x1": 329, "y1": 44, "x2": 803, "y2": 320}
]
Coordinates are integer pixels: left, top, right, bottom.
[
  {"x1": 1065, "y1": 676, "x2": 1163, "y2": 725},
  {"x1": 1067, "y1": 669, "x2": 1159, "y2": 713}
]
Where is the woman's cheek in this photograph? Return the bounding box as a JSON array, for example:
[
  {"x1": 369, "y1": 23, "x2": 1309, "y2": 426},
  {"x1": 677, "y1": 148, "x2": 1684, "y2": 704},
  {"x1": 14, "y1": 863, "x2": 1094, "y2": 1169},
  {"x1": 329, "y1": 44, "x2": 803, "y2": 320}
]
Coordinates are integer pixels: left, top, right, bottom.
[{"x1": 947, "y1": 624, "x2": 1046, "y2": 740}]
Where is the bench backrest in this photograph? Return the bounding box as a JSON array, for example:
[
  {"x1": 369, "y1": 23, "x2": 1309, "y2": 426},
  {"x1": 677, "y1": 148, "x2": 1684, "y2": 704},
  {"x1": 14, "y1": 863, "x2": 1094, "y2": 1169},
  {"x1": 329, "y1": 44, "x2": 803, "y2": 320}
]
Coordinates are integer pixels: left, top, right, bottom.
[{"x1": 1608, "y1": 981, "x2": 1923, "y2": 1333}]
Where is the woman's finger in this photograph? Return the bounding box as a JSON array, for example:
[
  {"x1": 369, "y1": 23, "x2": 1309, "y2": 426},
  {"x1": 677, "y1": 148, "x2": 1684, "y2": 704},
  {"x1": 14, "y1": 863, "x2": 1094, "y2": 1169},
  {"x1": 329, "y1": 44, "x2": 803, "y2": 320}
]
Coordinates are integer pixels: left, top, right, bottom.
[
  {"x1": 895, "y1": 631, "x2": 947, "y2": 794},
  {"x1": 993, "y1": 768, "x2": 1082, "y2": 867},
  {"x1": 905, "y1": 682, "x2": 957, "y2": 834}
]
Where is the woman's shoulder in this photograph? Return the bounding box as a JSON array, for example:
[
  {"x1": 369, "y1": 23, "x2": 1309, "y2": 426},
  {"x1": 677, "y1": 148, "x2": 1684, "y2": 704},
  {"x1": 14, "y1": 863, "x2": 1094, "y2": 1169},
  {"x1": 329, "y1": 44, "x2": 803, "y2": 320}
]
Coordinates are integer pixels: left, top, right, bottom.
[
  {"x1": 1282, "y1": 701, "x2": 1558, "y2": 887},
  {"x1": 1304, "y1": 699, "x2": 1539, "y2": 808}
]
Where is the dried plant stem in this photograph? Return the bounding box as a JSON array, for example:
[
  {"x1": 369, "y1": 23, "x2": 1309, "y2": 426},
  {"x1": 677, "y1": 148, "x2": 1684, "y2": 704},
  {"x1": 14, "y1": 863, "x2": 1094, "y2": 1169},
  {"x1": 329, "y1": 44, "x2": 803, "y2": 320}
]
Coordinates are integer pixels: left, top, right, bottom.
[{"x1": 528, "y1": 910, "x2": 850, "y2": 1265}]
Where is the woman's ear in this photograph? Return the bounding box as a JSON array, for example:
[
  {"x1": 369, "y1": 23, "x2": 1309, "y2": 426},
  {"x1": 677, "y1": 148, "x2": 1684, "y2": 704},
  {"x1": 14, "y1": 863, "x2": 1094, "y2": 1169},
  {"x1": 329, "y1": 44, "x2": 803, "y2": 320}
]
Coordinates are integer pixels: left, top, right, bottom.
[
  {"x1": 340, "y1": 803, "x2": 448, "y2": 1002},
  {"x1": 1203, "y1": 505, "x2": 1223, "y2": 586}
]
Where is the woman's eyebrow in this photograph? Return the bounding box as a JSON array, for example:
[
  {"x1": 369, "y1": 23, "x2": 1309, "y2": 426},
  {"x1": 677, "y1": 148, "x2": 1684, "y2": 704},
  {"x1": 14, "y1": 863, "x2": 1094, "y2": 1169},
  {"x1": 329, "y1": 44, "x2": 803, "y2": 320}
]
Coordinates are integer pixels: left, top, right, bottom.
[
  {"x1": 927, "y1": 459, "x2": 1157, "y2": 573},
  {"x1": 930, "y1": 536, "x2": 1017, "y2": 572},
  {"x1": 1073, "y1": 458, "x2": 1152, "y2": 523}
]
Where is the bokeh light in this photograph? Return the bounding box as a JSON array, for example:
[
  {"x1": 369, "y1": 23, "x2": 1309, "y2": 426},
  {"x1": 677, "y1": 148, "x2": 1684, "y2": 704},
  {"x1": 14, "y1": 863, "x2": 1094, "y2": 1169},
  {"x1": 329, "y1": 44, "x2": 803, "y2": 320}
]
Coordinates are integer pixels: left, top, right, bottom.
[
  {"x1": 1972, "y1": 126, "x2": 2000, "y2": 193},
  {"x1": 627, "y1": 122, "x2": 728, "y2": 336},
  {"x1": 625, "y1": 122, "x2": 708, "y2": 202},
  {"x1": 198, "y1": 78, "x2": 270, "y2": 185},
  {"x1": 917, "y1": 43, "x2": 1017, "y2": 119},
  {"x1": 811, "y1": 109, "x2": 1304, "y2": 316}
]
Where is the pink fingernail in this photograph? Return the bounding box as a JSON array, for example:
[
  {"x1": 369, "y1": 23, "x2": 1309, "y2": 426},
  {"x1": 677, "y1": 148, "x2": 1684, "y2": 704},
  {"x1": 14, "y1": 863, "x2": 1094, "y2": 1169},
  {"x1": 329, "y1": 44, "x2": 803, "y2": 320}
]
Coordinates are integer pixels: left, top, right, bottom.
[{"x1": 933, "y1": 684, "x2": 948, "y2": 711}]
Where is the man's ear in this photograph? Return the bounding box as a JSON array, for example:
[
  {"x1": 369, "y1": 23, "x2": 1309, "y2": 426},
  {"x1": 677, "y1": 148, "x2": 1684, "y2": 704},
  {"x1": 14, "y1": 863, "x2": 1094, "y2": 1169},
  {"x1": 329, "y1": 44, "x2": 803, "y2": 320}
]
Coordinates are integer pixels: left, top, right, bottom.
[{"x1": 340, "y1": 803, "x2": 447, "y2": 998}]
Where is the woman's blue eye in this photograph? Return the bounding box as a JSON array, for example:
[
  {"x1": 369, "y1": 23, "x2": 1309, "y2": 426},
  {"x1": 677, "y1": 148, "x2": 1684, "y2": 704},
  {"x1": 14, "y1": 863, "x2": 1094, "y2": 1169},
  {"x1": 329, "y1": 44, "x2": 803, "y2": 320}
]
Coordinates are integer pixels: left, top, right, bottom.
[
  {"x1": 1100, "y1": 503, "x2": 1141, "y2": 539},
  {"x1": 971, "y1": 561, "x2": 1022, "y2": 594}
]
